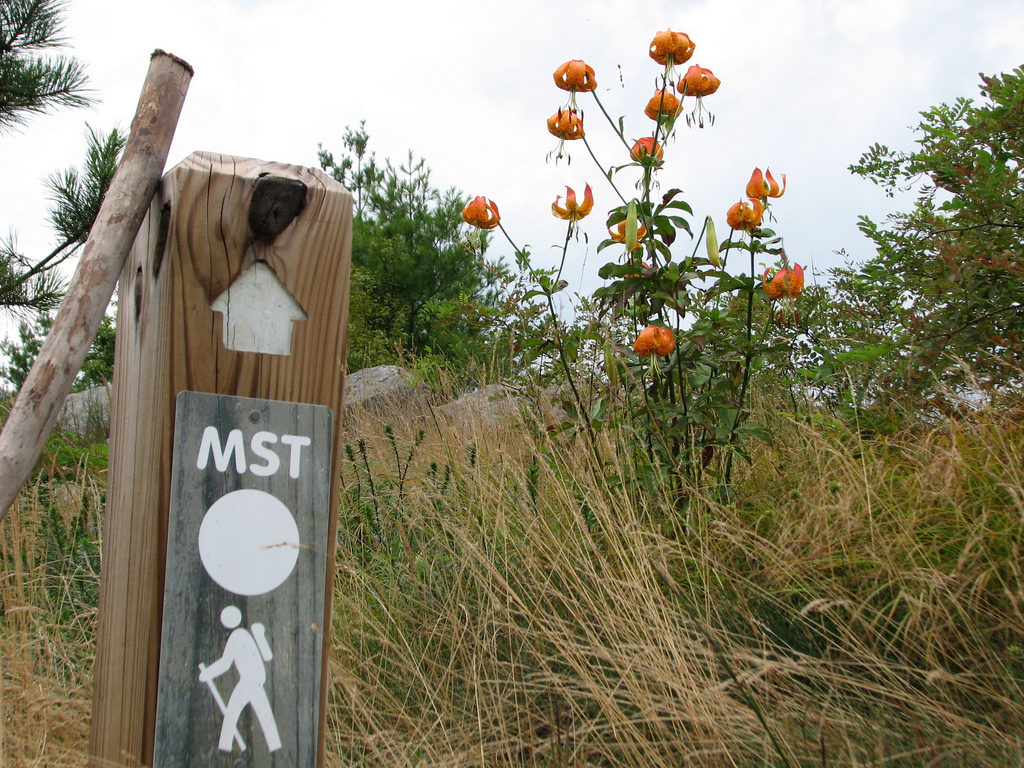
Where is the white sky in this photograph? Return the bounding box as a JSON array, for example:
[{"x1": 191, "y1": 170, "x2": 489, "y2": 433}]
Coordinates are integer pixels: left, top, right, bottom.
[{"x1": 3, "y1": 0, "x2": 1024, "y2": 338}]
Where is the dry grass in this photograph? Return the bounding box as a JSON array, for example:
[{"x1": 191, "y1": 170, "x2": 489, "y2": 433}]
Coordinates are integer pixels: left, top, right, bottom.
[
  {"x1": 3, "y1": 393, "x2": 1024, "y2": 766},
  {"x1": 1, "y1": 452, "x2": 103, "y2": 768}
]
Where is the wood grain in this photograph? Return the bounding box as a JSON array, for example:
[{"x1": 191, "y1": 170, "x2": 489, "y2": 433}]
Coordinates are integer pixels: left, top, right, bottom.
[
  {"x1": 89, "y1": 152, "x2": 352, "y2": 768},
  {"x1": 153, "y1": 392, "x2": 332, "y2": 768}
]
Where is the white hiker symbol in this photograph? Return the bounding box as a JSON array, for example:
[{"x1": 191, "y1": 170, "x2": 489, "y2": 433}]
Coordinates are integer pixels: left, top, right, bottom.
[{"x1": 198, "y1": 605, "x2": 282, "y2": 753}]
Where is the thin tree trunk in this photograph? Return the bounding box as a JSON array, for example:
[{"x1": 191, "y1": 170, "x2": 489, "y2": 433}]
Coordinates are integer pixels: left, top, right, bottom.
[{"x1": 0, "y1": 50, "x2": 192, "y2": 519}]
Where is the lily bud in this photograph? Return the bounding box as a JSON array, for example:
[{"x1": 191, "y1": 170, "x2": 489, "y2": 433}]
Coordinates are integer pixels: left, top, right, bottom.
[
  {"x1": 626, "y1": 202, "x2": 639, "y2": 253},
  {"x1": 705, "y1": 216, "x2": 720, "y2": 267}
]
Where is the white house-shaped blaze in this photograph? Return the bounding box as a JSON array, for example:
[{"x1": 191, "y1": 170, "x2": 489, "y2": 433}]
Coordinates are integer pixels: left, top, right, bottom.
[{"x1": 211, "y1": 262, "x2": 306, "y2": 355}]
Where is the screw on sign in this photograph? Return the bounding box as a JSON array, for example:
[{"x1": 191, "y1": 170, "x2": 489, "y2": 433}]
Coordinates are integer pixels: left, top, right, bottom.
[{"x1": 154, "y1": 392, "x2": 333, "y2": 767}]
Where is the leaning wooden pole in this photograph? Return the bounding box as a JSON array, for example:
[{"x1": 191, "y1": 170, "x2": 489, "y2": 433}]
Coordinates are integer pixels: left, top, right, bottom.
[{"x1": 0, "y1": 50, "x2": 192, "y2": 520}]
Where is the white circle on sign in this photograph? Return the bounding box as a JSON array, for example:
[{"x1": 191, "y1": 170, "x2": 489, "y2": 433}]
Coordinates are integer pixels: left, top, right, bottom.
[{"x1": 198, "y1": 489, "x2": 300, "y2": 596}]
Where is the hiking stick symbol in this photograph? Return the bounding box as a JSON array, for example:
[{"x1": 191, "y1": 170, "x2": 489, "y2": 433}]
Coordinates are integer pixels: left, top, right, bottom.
[{"x1": 198, "y1": 662, "x2": 246, "y2": 751}]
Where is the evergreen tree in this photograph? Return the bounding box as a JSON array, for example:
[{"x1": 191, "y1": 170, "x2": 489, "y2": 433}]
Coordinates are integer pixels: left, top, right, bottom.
[
  {"x1": 1, "y1": 125, "x2": 126, "y2": 313},
  {"x1": 0, "y1": 0, "x2": 93, "y2": 133},
  {"x1": 319, "y1": 124, "x2": 500, "y2": 367},
  {"x1": 0, "y1": 309, "x2": 115, "y2": 393},
  {"x1": 0, "y1": 0, "x2": 121, "y2": 316}
]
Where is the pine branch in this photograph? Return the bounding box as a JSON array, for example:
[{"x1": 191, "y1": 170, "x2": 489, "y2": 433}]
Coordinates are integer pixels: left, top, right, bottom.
[
  {"x1": 0, "y1": 0, "x2": 93, "y2": 131},
  {"x1": 1, "y1": 125, "x2": 124, "y2": 315}
]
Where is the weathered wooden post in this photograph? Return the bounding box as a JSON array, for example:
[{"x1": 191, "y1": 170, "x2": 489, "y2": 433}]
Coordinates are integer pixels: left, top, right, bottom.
[
  {"x1": 0, "y1": 50, "x2": 191, "y2": 520},
  {"x1": 89, "y1": 152, "x2": 352, "y2": 767}
]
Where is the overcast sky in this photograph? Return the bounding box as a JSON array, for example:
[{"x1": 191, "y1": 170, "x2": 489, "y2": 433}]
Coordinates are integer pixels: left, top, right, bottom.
[{"x1": 3, "y1": 0, "x2": 1024, "y2": 338}]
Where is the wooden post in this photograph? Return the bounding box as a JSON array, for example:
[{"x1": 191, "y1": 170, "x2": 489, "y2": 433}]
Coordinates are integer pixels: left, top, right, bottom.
[
  {"x1": 88, "y1": 152, "x2": 352, "y2": 768},
  {"x1": 0, "y1": 50, "x2": 191, "y2": 520}
]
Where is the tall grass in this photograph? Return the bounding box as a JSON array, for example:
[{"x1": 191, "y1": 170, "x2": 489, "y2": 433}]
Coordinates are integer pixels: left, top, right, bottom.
[
  {"x1": 324, "y1": 397, "x2": 1024, "y2": 766},
  {"x1": 1, "y1": 442, "x2": 103, "y2": 768},
  {"x1": 2, "y1": 392, "x2": 1023, "y2": 766}
]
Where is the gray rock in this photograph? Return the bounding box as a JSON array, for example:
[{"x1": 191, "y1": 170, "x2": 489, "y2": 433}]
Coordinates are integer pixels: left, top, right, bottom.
[
  {"x1": 50, "y1": 367, "x2": 570, "y2": 443},
  {"x1": 58, "y1": 384, "x2": 111, "y2": 440},
  {"x1": 343, "y1": 365, "x2": 430, "y2": 419},
  {"x1": 435, "y1": 384, "x2": 520, "y2": 426},
  {"x1": 435, "y1": 383, "x2": 571, "y2": 430}
]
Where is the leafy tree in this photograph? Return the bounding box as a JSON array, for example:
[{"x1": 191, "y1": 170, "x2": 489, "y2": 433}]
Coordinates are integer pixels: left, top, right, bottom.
[
  {"x1": 0, "y1": 0, "x2": 92, "y2": 133},
  {"x1": 827, "y1": 67, "x2": 1024, "y2": 415},
  {"x1": 319, "y1": 125, "x2": 499, "y2": 368}
]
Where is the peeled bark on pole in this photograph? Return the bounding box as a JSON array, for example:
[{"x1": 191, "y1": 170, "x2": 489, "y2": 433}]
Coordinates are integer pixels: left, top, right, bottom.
[{"x1": 0, "y1": 50, "x2": 192, "y2": 520}]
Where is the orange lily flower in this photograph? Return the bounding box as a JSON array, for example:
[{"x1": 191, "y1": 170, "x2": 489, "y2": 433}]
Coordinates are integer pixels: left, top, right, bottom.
[
  {"x1": 745, "y1": 168, "x2": 786, "y2": 201},
  {"x1": 462, "y1": 196, "x2": 501, "y2": 230},
  {"x1": 633, "y1": 325, "x2": 675, "y2": 357},
  {"x1": 726, "y1": 198, "x2": 764, "y2": 231},
  {"x1": 630, "y1": 137, "x2": 664, "y2": 162},
  {"x1": 644, "y1": 89, "x2": 681, "y2": 121},
  {"x1": 609, "y1": 220, "x2": 648, "y2": 251},
  {"x1": 649, "y1": 30, "x2": 695, "y2": 67},
  {"x1": 677, "y1": 65, "x2": 720, "y2": 97},
  {"x1": 547, "y1": 109, "x2": 585, "y2": 140},
  {"x1": 763, "y1": 263, "x2": 805, "y2": 300},
  {"x1": 552, "y1": 183, "x2": 594, "y2": 222},
  {"x1": 553, "y1": 60, "x2": 597, "y2": 92}
]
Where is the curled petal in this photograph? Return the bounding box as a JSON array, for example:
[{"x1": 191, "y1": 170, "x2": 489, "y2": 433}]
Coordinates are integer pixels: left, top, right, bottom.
[
  {"x1": 763, "y1": 263, "x2": 804, "y2": 300},
  {"x1": 746, "y1": 167, "x2": 786, "y2": 201},
  {"x1": 552, "y1": 183, "x2": 594, "y2": 221},
  {"x1": 462, "y1": 196, "x2": 501, "y2": 230},
  {"x1": 630, "y1": 137, "x2": 664, "y2": 162},
  {"x1": 649, "y1": 30, "x2": 695, "y2": 67},
  {"x1": 765, "y1": 169, "x2": 786, "y2": 198},
  {"x1": 548, "y1": 109, "x2": 585, "y2": 140},
  {"x1": 644, "y1": 89, "x2": 681, "y2": 121},
  {"x1": 553, "y1": 59, "x2": 598, "y2": 92},
  {"x1": 726, "y1": 198, "x2": 764, "y2": 231},
  {"x1": 678, "y1": 65, "x2": 720, "y2": 97},
  {"x1": 633, "y1": 325, "x2": 676, "y2": 357},
  {"x1": 581, "y1": 183, "x2": 594, "y2": 215}
]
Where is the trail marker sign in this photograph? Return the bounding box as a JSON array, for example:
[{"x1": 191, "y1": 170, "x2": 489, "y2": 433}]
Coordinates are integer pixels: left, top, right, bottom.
[
  {"x1": 88, "y1": 153, "x2": 351, "y2": 768},
  {"x1": 154, "y1": 391, "x2": 332, "y2": 767}
]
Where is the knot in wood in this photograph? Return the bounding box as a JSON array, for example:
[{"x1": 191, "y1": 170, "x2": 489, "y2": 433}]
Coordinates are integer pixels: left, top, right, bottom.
[{"x1": 249, "y1": 175, "x2": 307, "y2": 242}]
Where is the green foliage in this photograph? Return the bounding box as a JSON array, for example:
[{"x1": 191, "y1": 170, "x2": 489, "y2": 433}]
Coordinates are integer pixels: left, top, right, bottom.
[
  {"x1": 837, "y1": 67, "x2": 1024, "y2": 414},
  {"x1": 1, "y1": 124, "x2": 126, "y2": 314},
  {"x1": 1, "y1": 309, "x2": 116, "y2": 393},
  {"x1": 0, "y1": 311, "x2": 46, "y2": 391},
  {"x1": 465, "y1": 45, "x2": 804, "y2": 502},
  {"x1": 76, "y1": 311, "x2": 115, "y2": 389},
  {"x1": 319, "y1": 124, "x2": 500, "y2": 369},
  {"x1": 1, "y1": 1, "x2": 123, "y2": 315},
  {"x1": 339, "y1": 426, "x2": 432, "y2": 574},
  {"x1": 0, "y1": 0, "x2": 93, "y2": 133},
  {"x1": 45, "y1": 124, "x2": 126, "y2": 248},
  {"x1": 343, "y1": 264, "x2": 408, "y2": 371}
]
